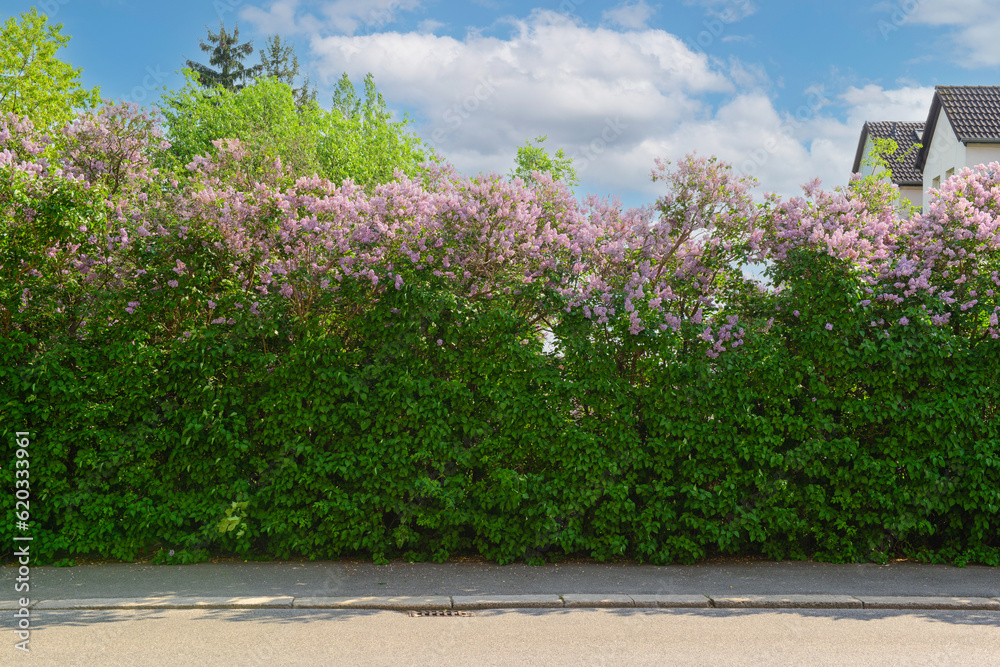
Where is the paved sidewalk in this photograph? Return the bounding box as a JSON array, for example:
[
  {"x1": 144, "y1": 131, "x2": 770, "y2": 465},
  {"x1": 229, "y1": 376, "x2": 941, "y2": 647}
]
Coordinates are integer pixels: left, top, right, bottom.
[{"x1": 3, "y1": 559, "x2": 999, "y2": 611}]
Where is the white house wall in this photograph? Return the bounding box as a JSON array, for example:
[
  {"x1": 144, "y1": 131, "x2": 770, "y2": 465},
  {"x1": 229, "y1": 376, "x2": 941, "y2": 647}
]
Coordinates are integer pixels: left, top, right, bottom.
[
  {"x1": 899, "y1": 185, "x2": 922, "y2": 213},
  {"x1": 922, "y1": 112, "x2": 965, "y2": 194},
  {"x1": 965, "y1": 145, "x2": 1000, "y2": 173}
]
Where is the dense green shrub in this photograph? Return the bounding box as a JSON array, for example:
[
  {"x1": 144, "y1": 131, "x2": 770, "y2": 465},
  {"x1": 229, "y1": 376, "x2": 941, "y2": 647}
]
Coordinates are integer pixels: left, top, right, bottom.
[{"x1": 1, "y1": 109, "x2": 998, "y2": 566}]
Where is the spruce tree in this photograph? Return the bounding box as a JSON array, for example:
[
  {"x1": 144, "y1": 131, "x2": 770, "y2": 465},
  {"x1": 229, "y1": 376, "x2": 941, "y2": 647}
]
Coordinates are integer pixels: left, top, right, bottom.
[
  {"x1": 258, "y1": 34, "x2": 316, "y2": 109},
  {"x1": 185, "y1": 22, "x2": 262, "y2": 91}
]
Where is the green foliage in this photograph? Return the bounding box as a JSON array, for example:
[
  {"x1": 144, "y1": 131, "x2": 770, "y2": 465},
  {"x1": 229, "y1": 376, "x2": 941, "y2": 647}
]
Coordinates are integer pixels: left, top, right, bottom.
[
  {"x1": 160, "y1": 71, "x2": 426, "y2": 187},
  {"x1": 258, "y1": 34, "x2": 316, "y2": 109},
  {"x1": 854, "y1": 137, "x2": 921, "y2": 217},
  {"x1": 160, "y1": 70, "x2": 322, "y2": 180},
  {"x1": 318, "y1": 73, "x2": 428, "y2": 187},
  {"x1": 185, "y1": 22, "x2": 262, "y2": 92},
  {"x1": 1, "y1": 112, "x2": 997, "y2": 568},
  {"x1": 3, "y1": 261, "x2": 998, "y2": 566},
  {"x1": 0, "y1": 8, "x2": 101, "y2": 128},
  {"x1": 509, "y1": 135, "x2": 579, "y2": 189},
  {"x1": 217, "y1": 501, "x2": 249, "y2": 537}
]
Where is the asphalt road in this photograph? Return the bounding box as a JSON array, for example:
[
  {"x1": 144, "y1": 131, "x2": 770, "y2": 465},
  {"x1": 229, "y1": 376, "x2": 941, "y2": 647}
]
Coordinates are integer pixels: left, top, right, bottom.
[{"x1": 4, "y1": 607, "x2": 998, "y2": 666}]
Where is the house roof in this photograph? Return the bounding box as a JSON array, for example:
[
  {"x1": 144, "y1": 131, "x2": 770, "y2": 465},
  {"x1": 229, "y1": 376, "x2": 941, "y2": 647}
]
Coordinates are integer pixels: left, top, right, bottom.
[
  {"x1": 851, "y1": 121, "x2": 924, "y2": 186},
  {"x1": 915, "y1": 85, "x2": 1000, "y2": 171}
]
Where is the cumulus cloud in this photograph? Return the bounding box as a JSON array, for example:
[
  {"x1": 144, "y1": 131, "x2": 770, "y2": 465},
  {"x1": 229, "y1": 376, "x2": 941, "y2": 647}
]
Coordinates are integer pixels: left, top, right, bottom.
[
  {"x1": 242, "y1": 4, "x2": 933, "y2": 201},
  {"x1": 840, "y1": 84, "x2": 934, "y2": 125},
  {"x1": 307, "y1": 9, "x2": 871, "y2": 199},
  {"x1": 240, "y1": 0, "x2": 319, "y2": 35},
  {"x1": 602, "y1": 0, "x2": 657, "y2": 30},
  {"x1": 306, "y1": 11, "x2": 752, "y2": 188},
  {"x1": 907, "y1": 0, "x2": 1000, "y2": 67},
  {"x1": 242, "y1": 0, "x2": 422, "y2": 36}
]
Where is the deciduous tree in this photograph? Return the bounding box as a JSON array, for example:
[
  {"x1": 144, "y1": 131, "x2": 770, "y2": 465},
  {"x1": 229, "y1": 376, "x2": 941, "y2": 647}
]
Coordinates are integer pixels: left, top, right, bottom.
[
  {"x1": 509, "y1": 135, "x2": 578, "y2": 189},
  {"x1": 0, "y1": 8, "x2": 100, "y2": 129},
  {"x1": 318, "y1": 73, "x2": 428, "y2": 187}
]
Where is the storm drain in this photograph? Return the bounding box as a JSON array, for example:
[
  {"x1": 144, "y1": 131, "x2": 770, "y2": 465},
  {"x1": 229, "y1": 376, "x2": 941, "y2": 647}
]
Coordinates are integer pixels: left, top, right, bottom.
[{"x1": 408, "y1": 610, "x2": 474, "y2": 617}]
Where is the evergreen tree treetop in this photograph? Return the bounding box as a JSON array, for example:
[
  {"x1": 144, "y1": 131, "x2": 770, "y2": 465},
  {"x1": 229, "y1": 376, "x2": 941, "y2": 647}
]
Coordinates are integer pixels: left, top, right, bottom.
[{"x1": 185, "y1": 22, "x2": 262, "y2": 92}]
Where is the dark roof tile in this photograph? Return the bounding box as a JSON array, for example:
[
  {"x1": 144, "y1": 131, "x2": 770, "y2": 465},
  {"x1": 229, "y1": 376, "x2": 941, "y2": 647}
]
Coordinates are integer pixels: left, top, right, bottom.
[
  {"x1": 916, "y1": 86, "x2": 1000, "y2": 171},
  {"x1": 851, "y1": 121, "x2": 924, "y2": 185},
  {"x1": 937, "y1": 85, "x2": 1000, "y2": 141}
]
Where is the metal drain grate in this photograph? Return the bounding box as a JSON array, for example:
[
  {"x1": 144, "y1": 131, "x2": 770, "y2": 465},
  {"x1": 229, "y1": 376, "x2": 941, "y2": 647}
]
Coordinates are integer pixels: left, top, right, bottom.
[{"x1": 408, "y1": 610, "x2": 473, "y2": 617}]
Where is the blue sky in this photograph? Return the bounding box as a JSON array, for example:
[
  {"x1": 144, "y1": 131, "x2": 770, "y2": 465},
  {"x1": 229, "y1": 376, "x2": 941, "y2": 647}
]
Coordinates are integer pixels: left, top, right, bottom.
[{"x1": 9, "y1": 0, "x2": 1000, "y2": 205}]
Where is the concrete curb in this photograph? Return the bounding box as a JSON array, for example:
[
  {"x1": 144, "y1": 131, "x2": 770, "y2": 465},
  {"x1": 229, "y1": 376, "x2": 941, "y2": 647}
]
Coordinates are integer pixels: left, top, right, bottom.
[
  {"x1": 20, "y1": 595, "x2": 1000, "y2": 611},
  {"x1": 453, "y1": 595, "x2": 563, "y2": 609},
  {"x1": 856, "y1": 596, "x2": 1000, "y2": 610},
  {"x1": 293, "y1": 596, "x2": 451, "y2": 610},
  {"x1": 711, "y1": 595, "x2": 863, "y2": 609},
  {"x1": 33, "y1": 596, "x2": 294, "y2": 610},
  {"x1": 628, "y1": 595, "x2": 711, "y2": 608}
]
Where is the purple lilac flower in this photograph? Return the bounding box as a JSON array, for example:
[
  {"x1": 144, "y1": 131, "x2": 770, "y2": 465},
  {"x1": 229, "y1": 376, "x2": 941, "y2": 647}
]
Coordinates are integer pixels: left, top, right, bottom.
[{"x1": 825, "y1": 323, "x2": 833, "y2": 330}]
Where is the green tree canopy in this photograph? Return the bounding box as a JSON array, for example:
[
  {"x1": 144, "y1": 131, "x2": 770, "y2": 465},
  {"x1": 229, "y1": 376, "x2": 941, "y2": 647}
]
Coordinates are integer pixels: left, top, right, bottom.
[
  {"x1": 185, "y1": 22, "x2": 262, "y2": 92},
  {"x1": 852, "y1": 136, "x2": 920, "y2": 217},
  {"x1": 160, "y1": 70, "x2": 321, "y2": 182},
  {"x1": 160, "y1": 71, "x2": 427, "y2": 188},
  {"x1": 0, "y1": 8, "x2": 101, "y2": 128},
  {"x1": 509, "y1": 135, "x2": 578, "y2": 189},
  {"x1": 258, "y1": 34, "x2": 316, "y2": 108},
  {"x1": 317, "y1": 73, "x2": 428, "y2": 187}
]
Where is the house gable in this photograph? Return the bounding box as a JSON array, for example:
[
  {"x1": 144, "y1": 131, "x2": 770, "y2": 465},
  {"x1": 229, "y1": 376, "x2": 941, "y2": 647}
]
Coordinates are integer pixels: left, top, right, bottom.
[
  {"x1": 916, "y1": 85, "x2": 1000, "y2": 172},
  {"x1": 851, "y1": 120, "x2": 923, "y2": 186}
]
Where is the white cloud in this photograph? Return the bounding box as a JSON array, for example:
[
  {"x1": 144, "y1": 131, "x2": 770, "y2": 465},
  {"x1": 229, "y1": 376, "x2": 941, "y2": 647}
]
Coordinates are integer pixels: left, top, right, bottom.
[
  {"x1": 242, "y1": 5, "x2": 935, "y2": 202},
  {"x1": 322, "y1": 0, "x2": 423, "y2": 34},
  {"x1": 417, "y1": 19, "x2": 444, "y2": 34},
  {"x1": 685, "y1": 0, "x2": 757, "y2": 22},
  {"x1": 307, "y1": 11, "x2": 735, "y2": 188},
  {"x1": 840, "y1": 84, "x2": 934, "y2": 126},
  {"x1": 240, "y1": 0, "x2": 319, "y2": 35},
  {"x1": 602, "y1": 1, "x2": 657, "y2": 30},
  {"x1": 726, "y1": 57, "x2": 770, "y2": 90},
  {"x1": 242, "y1": 0, "x2": 422, "y2": 36},
  {"x1": 907, "y1": 0, "x2": 1000, "y2": 67}
]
